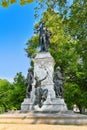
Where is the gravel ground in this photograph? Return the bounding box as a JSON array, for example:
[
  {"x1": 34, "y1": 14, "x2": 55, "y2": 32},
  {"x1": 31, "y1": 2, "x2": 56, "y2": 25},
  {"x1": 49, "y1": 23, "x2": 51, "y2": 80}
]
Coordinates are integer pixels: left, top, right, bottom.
[{"x1": 0, "y1": 124, "x2": 87, "y2": 130}]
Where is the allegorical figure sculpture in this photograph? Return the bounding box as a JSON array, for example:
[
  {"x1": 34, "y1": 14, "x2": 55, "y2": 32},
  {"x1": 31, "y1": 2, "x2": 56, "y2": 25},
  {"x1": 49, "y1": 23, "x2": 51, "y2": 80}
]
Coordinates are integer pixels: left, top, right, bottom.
[
  {"x1": 25, "y1": 68, "x2": 34, "y2": 98},
  {"x1": 53, "y1": 66, "x2": 64, "y2": 98},
  {"x1": 34, "y1": 72, "x2": 48, "y2": 108},
  {"x1": 39, "y1": 22, "x2": 52, "y2": 52}
]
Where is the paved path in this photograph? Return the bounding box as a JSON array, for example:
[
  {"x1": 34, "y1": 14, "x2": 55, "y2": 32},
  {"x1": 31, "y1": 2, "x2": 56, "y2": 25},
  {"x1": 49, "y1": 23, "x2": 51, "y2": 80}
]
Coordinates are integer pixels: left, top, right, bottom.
[
  {"x1": 0, "y1": 111, "x2": 87, "y2": 125},
  {"x1": 0, "y1": 124, "x2": 87, "y2": 130}
]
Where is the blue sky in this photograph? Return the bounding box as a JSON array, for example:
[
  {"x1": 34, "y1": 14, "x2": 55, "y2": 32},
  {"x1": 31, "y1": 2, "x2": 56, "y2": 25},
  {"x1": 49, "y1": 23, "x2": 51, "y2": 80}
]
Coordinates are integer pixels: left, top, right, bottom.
[
  {"x1": 0, "y1": 3, "x2": 35, "y2": 82},
  {"x1": 0, "y1": 1, "x2": 73, "y2": 82}
]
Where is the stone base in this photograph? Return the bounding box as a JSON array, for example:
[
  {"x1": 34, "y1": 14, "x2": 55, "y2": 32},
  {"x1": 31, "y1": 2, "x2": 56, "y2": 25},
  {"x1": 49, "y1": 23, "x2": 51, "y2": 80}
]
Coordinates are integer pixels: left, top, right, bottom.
[
  {"x1": 21, "y1": 98, "x2": 33, "y2": 111},
  {"x1": 33, "y1": 98, "x2": 67, "y2": 112},
  {"x1": 21, "y1": 98, "x2": 67, "y2": 112}
]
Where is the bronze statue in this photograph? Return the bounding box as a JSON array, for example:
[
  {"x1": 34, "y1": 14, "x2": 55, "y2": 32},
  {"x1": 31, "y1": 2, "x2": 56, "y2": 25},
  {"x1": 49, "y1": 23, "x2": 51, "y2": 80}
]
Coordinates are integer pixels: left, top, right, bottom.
[
  {"x1": 53, "y1": 66, "x2": 64, "y2": 98},
  {"x1": 34, "y1": 72, "x2": 48, "y2": 108},
  {"x1": 38, "y1": 22, "x2": 52, "y2": 52},
  {"x1": 25, "y1": 68, "x2": 33, "y2": 98}
]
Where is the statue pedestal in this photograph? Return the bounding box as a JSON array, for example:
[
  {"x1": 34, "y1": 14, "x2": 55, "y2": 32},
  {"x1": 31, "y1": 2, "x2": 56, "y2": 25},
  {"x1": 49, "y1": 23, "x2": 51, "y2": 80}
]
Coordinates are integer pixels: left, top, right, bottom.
[
  {"x1": 21, "y1": 87, "x2": 36, "y2": 111},
  {"x1": 21, "y1": 52, "x2": 67, "y2": 112},
  {"x1": 33, "y1": 52, "x2": 67, "y2": 112},
  {"x1": 21, "y1": 98, "x2": 33, "y2": 111},
  {"x1": 34, "y1": 52, "x2": 55, "y2": 98},
  {"x1": 33, "y1": 98, "x2": 67, "y2": 112}
]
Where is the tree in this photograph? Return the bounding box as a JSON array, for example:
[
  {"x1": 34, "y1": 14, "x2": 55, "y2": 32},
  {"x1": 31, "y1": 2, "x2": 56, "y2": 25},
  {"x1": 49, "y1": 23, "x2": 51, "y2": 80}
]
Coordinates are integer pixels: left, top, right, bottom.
[
  {"x1": 9, "y1": 72, "x2": 26, "y2": 110},
  {"x1": 0, "y1": 0, "x2": 33, "y2": 8},
  {"x1": 0, "y1": 73, "x2": 26, "y2": 112},
  {"x1": 0, "y1": 0, "x2": 66, "y2": 8},
  {"x1": 63, "y1": 0, "x2": 87, "y2": 112},
  {"x1": 0, "y1": 79, "x2": 12, "y2": 112}
]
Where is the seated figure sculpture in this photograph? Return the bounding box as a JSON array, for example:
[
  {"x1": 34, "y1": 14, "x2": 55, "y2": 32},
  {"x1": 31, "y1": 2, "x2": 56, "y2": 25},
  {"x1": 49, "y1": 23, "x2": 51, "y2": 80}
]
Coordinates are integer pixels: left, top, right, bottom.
[{"x1": 34, "y1": 72, "x2": 48, "y2": 108}]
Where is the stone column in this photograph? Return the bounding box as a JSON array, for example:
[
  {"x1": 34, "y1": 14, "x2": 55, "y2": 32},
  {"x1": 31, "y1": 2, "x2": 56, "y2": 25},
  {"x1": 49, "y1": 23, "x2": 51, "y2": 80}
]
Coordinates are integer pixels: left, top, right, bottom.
[
  {"x1": 33, "y1": 52, "x2": 56, "y2": 99},
  {"x1": 32, "y1": 52, "x2": 67, "y2": 112}
]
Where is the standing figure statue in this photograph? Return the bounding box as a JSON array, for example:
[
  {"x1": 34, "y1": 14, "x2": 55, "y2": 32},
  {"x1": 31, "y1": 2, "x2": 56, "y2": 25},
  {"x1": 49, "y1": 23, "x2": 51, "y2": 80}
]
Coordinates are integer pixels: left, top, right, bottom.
[
  {"x1": 53, "y1": 66, "x2": 64, "y2": 98},
  {"x1": 39, "y1": 22, "x2": 52, "y2": 52},
  {"x1": 25, "y1": 68, "x2": 34, "y2": 98},
  {"x1": 34, "y1": 72, "x2": 48, "y2": 108}
]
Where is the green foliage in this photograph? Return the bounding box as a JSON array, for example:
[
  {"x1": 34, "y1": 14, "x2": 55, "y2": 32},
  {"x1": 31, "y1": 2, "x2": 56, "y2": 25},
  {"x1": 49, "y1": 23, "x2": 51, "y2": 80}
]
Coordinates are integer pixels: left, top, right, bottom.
[
  {"x1": 25, "y1": 35, "x2": 39, "y2": 58},
  {"x1": 0, "y1": 72, "x2": 26, "y2": 112},
  {"x1": 10, "y1": 0, "x2": 17, "y2": 4},
  {"x1": 64, "y1": 0, "x2": 87, "y2": 110},
  {"x1": 0, "y1": 79, "x2": 12, "y2": 112},
  {"x1": 0, "y1": 0, "x2": 67, "y2": 8},
  {"x1": 1, "y1": 0, "x2": 8, "y2": 8},
  {"x1": 0, "y1": 0, "x2": 34, "y2": 7},
  {"x1": 64, "y1": 83, "x2": 82, "y2": 109},
  {"x1": 9, "y1": 72, "x2": 26, "y2": 109}
]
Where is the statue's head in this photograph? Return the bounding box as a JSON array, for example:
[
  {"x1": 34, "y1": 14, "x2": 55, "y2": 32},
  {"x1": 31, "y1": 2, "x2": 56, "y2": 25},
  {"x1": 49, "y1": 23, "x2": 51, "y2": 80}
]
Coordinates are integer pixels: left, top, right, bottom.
[
  {"x1": 56, "y1": 66, "x2": 61, "y2": 71},
  {"x1": 42, "y1": 21, "x2": 45, "y2": 27},
  {"x1": 28, "y1": 68, "x2": 33, "y2": 72},
  {"x1": 28, "y1": 68, "x2": 30, "y2": 72}
]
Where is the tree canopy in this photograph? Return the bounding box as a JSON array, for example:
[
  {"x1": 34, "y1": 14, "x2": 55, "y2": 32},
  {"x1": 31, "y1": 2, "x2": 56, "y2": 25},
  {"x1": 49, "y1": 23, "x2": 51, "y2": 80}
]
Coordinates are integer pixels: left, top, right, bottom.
[
  {"x1": 0, "y1": 0, "x2": 33, "y2": 7},
  {"x1": 0, "y1": 79, "x2": 12, "y2": 112},
  {"x1": 0, "y1": 72, "x2": 26, "y2": 112}
]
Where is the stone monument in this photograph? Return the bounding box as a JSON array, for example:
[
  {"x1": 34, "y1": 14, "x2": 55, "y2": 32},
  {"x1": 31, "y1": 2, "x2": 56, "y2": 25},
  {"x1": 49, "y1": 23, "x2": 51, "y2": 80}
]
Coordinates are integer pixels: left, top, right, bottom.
[
  {"x1": 21, "y1": 23, "x2": 67, "y2": 112},
  {"x1": 1, "y1": 23, "x2": 87, "y2": 126}
]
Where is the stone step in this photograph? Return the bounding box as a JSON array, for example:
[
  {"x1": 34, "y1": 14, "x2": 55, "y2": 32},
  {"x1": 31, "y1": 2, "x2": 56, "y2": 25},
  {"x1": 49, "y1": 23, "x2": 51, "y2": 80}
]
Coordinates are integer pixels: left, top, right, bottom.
[{"x1": 0, "y1": 111, "x2": 87, "y2": 125}]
